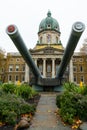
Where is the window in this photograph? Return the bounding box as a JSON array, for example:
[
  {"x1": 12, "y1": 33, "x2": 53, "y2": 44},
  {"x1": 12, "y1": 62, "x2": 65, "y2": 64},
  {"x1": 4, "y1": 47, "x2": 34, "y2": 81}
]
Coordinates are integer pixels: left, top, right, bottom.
[
  {"x1": 73, "y1": 66, "x2": 77, "y2": 72},
  {"x1": 73, "y1": 58, "x2": 76, "y2": 62},
  {"x1": 55, "y1": 65, "x2": 59, "y2": 74},
  {"x1": 2, "y1": 68, "x2": 4, "y2": 72},
  {"x1": 22, "y1": 65, "x2": 25, "y2": 71},
  {"x1": 16, "y1": 65, "x2": 19, "y2": 71},
  {"x1": 47, "y1": 34, "x2": 51, "y2": 43},
  {"x1": 55, "y1": 27, "x2": 58, "y2": 30},
  {"x1": 47, "y1": 64, "x2": 51, "y2": 72},
  {"x1": 80, "y1": 66, "x2": 83, "y2": 72},
  {"x1": 56, "y1": 65, "x2": 59, "y2": 71},
  {"x1": 15, "y1": 75, "x2": 18, "y2": 81},
  {"x1": 80, "y1": 76, "x2": 84, "y2": 82},
  {"x1": 16, "y1": 58, "x2": 20, "y2": 62},
  {"x1": 40, "y1": 26, "x2": 43, "y2": 31},
  {"x1": 56, "y1": 37, "x2": 58, "y2": 44},
  {"x1": 38, "y1": 65, "x2": 43, "y2": 74},
  {"x1": 47, "y1": 24, "x2": 51, "y2": 28},
  {"x1": 21, "y1": 75, "x2": 25, "y2": 82},
  {"x1": 40, "y1": 37, "x2": 42, "y2": 44},
  {"x1": 8, "y1": 75, "x2": 12, "y2": 81},
  {"x1": 79, "y1": 58, "x2": 83, "y2": 62},
  {"x1": 10, "y1": 58, "x2": 13, "y2": 61},
  {"x1": 9, "y1": 65, "x2": 13, "y2": 72},
  {"x1": 74, "y1": 75, "x2": 77, "y2": 82}
]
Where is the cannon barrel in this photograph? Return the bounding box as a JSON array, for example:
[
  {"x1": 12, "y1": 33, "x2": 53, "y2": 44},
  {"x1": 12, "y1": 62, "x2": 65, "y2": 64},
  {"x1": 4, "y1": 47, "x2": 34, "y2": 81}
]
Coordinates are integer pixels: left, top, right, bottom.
[
  {"x1": 6, "y1": 25, "x2": 41, "y2": 79},
  {"x1": 56, "y1": 22, "x2": 85, "y2": 78}
]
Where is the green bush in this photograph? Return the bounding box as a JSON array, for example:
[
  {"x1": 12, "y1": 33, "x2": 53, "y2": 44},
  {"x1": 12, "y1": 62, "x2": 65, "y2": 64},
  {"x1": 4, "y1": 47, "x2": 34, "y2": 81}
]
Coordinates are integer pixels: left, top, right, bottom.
[
  {"x1": 1, "y1": 83, "x2": 39, "y2": 100},
  {"x1": 80, "y1": 85, "x2": 87, "y2": 95},
  {"x1": 56, "y1": 93, "x2": 62, "y2": 108},
  {"x1": 0, "y1": 83, "x2": 39, "y2": 126},
  {"x1": 0, "y1": 88, "x2": 5, "y2": 96},
  {"x1": 20, "y1": 103, "x2": 36, "y2": 115},
  {"x1": 64, "y1": 82, "x2": 80, "y2": 93},
  {"x1": 0, "y1": 93, "x2": 36, "y2": 125},
  {"x1": 15, "y1": 84, "x2": 32, "y2": 99},
  {"x1": 76, "y1": 95, "x2": 87, "y2": 120},
  {"x1": 2, "y1": 83, "x2": 16, "y2": 94},
  {"x1": 59, "y1": 92, "x2": 77, "y2": 124},
  {"x1": 56, "y1": 82, "x2": 87, "y2": 124},
  {"x1": 2, "y1": 110, "x2": 17, "y2": 125},
  {"x1": 15, "y1": 84, "x2": 38, "y2": 100},
  {"x1": 64, "y1": 82, "x2": 87, "y2": 95}
]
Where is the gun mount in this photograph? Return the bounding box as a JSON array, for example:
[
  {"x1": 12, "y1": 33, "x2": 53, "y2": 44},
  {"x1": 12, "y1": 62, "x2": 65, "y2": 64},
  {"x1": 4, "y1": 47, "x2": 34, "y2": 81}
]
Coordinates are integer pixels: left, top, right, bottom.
[{"x1": 6, "y1": 22, "x2": 85, "y2": 91}]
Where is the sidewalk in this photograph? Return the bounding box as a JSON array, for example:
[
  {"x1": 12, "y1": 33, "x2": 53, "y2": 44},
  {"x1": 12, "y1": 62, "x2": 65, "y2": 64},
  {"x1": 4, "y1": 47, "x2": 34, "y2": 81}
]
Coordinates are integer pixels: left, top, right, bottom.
[{"x1": 27, "y1": 93, "x2": 72, "y2": 130}]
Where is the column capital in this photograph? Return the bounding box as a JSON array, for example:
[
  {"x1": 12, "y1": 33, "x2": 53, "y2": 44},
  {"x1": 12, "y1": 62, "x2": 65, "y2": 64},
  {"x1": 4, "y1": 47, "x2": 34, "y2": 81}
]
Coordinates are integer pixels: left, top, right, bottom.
[
  {"x1": 51, "y1": 58, "x2": 56, "y2": 60},
  {"x1": 43, "y1": 58, "x2": 46, "y2": 60}
]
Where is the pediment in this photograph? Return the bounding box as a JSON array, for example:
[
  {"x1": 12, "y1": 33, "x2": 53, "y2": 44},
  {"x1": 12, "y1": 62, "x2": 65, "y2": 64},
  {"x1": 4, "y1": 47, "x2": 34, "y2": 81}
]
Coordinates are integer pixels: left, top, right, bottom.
[{"x1": 30, "y1": 46, "x2": 64, "y2": 55}]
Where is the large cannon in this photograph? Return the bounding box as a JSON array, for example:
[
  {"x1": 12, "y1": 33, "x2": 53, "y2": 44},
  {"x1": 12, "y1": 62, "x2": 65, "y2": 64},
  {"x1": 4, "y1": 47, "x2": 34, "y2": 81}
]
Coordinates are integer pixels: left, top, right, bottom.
[
  {"x1": 6, "y1": 25, "x2": 42, "y2": 85},
  {"x1": 56, "y1": 22, "x2": 85, "y2": 78},
  {"x1": 6, "y1": 22, "x2": 85, "y2": 91}
]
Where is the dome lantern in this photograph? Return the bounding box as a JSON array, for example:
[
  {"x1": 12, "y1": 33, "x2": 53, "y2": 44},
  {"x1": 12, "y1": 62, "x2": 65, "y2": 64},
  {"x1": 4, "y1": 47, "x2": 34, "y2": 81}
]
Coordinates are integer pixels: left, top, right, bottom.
[{"x1": 47, "y1": 10, "x2": 51, "y2": 17}]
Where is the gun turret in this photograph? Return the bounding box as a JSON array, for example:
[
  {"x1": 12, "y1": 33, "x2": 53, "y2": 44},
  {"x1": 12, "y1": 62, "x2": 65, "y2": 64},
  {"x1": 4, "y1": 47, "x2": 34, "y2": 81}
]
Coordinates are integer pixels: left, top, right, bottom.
[
  {"x1": 6, "y1": 22, "x2": 85, "y2": 91},
  {"x1": 6, "y1": 25, "x2": 42, "y2": 80},
  {"x1": 56, "y1": 22, "x2": 85, "y2": 78}
]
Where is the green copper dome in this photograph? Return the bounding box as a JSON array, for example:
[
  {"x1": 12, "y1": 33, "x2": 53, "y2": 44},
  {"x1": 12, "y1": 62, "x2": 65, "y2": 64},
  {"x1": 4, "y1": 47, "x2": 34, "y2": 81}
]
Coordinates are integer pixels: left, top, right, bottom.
[{"x1": 38, "y1": 11, "x2": 60, "y2": 33}]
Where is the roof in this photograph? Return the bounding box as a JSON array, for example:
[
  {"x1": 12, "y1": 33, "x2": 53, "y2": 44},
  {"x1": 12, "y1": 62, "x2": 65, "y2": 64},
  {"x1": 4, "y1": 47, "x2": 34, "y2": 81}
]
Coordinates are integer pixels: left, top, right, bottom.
[{"x1": 38, "y1": 11, "x2": 60, "y2": 33}]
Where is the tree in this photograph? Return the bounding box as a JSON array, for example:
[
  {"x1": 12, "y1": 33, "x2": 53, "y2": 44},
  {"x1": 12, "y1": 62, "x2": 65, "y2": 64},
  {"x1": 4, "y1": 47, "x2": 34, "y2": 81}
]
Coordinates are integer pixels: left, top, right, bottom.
[
  {"x1": 80, "y1": 38, "x2": 87, "y2": 54},
  {"x1": 0, "y1": 48, "x2": 6, "y2": 82}
]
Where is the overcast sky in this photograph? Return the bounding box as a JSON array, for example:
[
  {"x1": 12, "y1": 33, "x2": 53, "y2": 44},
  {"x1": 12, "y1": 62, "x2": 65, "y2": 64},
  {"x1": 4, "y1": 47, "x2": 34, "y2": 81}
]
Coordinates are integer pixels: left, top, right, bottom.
[{"x1": 0, "y1": 0, "x2": 87, "y2": 53}]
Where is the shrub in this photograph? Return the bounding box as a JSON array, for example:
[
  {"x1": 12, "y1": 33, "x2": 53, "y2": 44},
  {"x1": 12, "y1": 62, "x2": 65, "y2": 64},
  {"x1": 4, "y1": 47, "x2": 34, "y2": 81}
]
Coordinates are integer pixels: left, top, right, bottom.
[
  {"x1": 58, "y1": 92, "x2": 77, "y2": 124},
  {"x1": 15, "y1": 84, "x2": 38, "y2": 100},
  {"x1": 56, "y1": 82, "x2": 87, "y2": 124},
  {"x1": 64, "y1": 82, "x2": 80, "y2": 93},
  {"x1": 20, "y1": 103, "x2": 36, "y2": 115},
  {"x1": 2, "y1": 83, "x2": 16, "y2": 94},
  {"x1": 15, "y1": 84, "x2": 32, "y2": 99},
  {"x1": 2, "y1": 110, "x2": 17, "y2": 125},
  {"x1": 0, "y1": 93, "x2": 36, "y2": 125},
  {"x1": 56, "y1": 93, "x2": 62, "y2": 108}
]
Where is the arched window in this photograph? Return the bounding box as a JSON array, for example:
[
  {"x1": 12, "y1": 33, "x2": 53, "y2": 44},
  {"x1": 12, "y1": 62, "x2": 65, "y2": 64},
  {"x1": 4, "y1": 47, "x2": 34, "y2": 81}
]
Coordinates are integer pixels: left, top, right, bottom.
[
  {"x1": 56, "y1": 37, "x2": 58, "y2": 44},
  {"x1": 47, "y1": 34, "x2": 51, "y2": 43},
  {"x1": 80, "y1": 76, "x2": 84, "y2": 82},
  {"x1": 80, "y1": 66, "x2": 83, "y2": 72},
  {"x1": 40, "y1": 37, "x2": 42, "y2": 44}
]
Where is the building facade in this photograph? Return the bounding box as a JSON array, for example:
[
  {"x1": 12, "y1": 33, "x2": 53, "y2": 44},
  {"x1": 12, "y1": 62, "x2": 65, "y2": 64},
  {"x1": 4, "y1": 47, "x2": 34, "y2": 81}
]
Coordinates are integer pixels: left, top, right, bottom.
[
  {"x1": 25, "y1": 11, "x2": 70, "y2": 83},
  {"x1": 1, "y1": 52, "x2": 25, "y2": 84},
  {"x1": 0, "y1": 11, "x2": 87, "y2": 85}
]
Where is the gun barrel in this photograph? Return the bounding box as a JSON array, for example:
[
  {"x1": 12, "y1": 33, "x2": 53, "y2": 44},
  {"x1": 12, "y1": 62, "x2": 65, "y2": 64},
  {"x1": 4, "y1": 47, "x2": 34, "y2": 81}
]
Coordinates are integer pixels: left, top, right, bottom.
[
  {"x1": 56, "y1": 22, "x2": 85, "y2": 78},
  {"x1": 6, "y1": 25, "x2": 41, "y2": 79}
]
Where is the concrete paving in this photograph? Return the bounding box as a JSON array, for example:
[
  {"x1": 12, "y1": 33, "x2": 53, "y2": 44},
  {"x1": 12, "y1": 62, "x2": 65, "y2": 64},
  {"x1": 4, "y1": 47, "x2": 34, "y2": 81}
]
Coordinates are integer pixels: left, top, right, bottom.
[{"x1": 27, "y1": 93, "x2": 72, "y2": 130}]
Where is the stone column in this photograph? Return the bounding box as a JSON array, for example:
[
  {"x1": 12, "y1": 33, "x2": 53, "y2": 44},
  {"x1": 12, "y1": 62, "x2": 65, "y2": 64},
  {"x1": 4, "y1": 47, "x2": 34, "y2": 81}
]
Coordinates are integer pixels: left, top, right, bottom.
[
  {"x1": 34, "y1": 58, "x2": 37, "y2": 66},
  {"x1": 25, "y1": 63, "x2": 29, "y2": 83},
  {"x1": 52, "y1": 58, "x2": 55, "y2": 78},
  {"x1": 69, "y1": 58, "x2": 73, "y2": 82},
  {"x1": 43, "y1": 58, "x2": 46, "y2": 78}
]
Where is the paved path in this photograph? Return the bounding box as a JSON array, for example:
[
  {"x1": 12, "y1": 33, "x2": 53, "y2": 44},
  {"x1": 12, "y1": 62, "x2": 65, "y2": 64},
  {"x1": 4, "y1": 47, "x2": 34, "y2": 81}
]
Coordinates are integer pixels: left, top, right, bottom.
[{"x1": 28, "y1": 93, "x2": 72, "y2": 130}]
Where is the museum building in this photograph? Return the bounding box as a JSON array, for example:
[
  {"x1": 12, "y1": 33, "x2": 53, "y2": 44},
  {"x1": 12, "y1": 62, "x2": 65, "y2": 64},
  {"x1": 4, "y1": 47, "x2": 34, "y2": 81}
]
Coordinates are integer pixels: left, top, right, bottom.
[{"x1": 0, "y1": 11, "x2": 87, "y2": 85}]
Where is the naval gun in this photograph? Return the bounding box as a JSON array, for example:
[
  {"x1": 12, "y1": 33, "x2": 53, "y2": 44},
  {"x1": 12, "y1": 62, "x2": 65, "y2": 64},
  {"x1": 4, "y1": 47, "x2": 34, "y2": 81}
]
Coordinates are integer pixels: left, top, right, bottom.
[
  {"x1": 6, "y1": 22, "x2": 85, "y2": 91},
  {"x1": 56, "y1": 22, "x2": 85, "y2": 79},
  {"x1": 6, "y1": 25, "x2": 42, "y2": 85}
]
